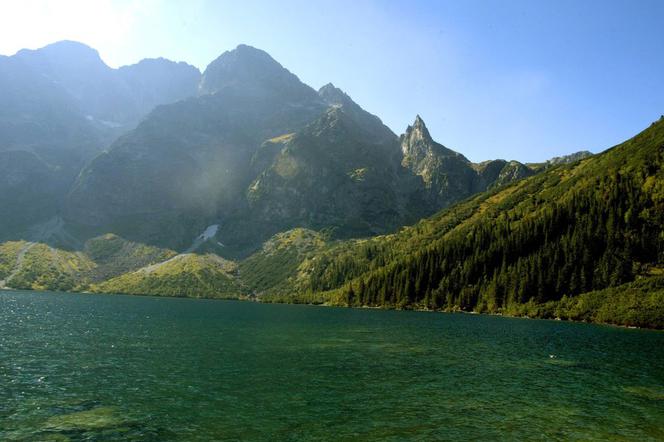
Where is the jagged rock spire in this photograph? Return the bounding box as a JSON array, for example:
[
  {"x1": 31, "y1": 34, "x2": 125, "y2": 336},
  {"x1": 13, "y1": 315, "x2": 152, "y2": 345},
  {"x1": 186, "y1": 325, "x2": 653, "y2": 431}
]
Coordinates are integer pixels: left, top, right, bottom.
[{"x1": 403, "y1": 114, "x2": 434, "y2": 146}]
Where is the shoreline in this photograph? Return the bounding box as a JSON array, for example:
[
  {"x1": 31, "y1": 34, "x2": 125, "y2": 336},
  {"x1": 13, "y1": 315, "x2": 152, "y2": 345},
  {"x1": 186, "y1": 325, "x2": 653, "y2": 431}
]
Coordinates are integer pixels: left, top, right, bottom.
[{"x1": 1, "y1": 286, "x2": 661, "y2": 331}]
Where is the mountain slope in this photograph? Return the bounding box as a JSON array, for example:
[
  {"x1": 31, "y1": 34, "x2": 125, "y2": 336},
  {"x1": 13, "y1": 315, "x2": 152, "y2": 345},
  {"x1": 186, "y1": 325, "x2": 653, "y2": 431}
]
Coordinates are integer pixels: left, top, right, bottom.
[
  {"x1": 13, "y1": 40, "x2": 201, "y2": 128},
  {"x1": 291, "y1": 117, "x2": 664, "y2": 323},
  {"x1": 59, "y1": 44, "x2": 537, "y2": 254},
  {"x1": 92, "y1": 253, "x2": 243, "y2": 298},
  {"x1": 237, "y1": 106, "x2": 427, "y2": 244},
  {"x1": 0, "y1": 41, "x2": 201, "y2": 239},
  {"x1": 65, "y1": 45, "x2": 328, "y2": 249},
  {"x1": 0, "y1": 151, "x2": 64, "y2": 238}
]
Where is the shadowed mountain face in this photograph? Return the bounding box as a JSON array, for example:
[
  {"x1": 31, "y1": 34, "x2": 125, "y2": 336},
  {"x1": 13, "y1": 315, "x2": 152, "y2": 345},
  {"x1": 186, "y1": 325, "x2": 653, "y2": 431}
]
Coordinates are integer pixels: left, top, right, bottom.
[
  {"x1": 66, "y1": 46, "x2": 330, "y2": 250},
  {"x1": 0, "y1": 151, "x2": 64, "y2": 237},
  {"x1": 64, "y1": 44, "x2": 537, "y2": 253},
  {"x1": 236, "y1": 106, "x2": 428, "y2": 246},
  {"x1": 0, "y1": 41, "x2": 536, "y2": 253},
  {"x1": 13, "y1": 41, "x2": 201, "y2": 128},
  {"x1": 0, "y1": 41, "x2": 201, "y2": 239}
]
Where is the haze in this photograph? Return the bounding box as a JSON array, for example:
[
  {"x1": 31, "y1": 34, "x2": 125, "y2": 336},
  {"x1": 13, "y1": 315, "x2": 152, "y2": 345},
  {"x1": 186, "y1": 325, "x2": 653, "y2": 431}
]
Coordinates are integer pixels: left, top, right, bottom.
[{"x1": 1, "y1": 0, "x2": 662, "y2": 163}]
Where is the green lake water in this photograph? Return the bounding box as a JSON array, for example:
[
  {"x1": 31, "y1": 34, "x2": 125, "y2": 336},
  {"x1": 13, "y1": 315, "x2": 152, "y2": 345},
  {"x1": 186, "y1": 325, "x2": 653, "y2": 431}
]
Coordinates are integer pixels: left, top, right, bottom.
[{"x1": 1, "y1": 290, "x2": 663, "y2": 441}]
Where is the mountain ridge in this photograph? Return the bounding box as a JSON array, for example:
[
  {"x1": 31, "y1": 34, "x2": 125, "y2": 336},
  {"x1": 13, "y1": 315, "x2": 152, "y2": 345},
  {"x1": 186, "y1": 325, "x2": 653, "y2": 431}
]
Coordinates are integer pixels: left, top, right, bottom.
[
  {"x1": 3, "y1": 40, "x2": 659, "y2": 328},
  {"x1": 59, "y1": 42, "x2": 534, "y2": 254}
]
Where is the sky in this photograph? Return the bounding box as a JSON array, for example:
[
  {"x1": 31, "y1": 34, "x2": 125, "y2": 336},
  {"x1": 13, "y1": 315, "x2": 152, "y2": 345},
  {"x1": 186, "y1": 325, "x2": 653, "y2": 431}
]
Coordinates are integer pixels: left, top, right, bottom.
[{"x1": 0, "y1": 0, "x2": 662, "y2": 163}]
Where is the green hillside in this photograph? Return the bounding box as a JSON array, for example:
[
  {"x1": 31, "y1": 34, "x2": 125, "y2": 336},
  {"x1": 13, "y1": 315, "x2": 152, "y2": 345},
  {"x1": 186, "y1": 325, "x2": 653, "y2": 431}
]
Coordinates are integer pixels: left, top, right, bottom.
[
  {"x1": 92, "y1": 253, "x2": 243, "y2": 299},
  {"x1": 2, "y1": 242, "x2": 94, "y2": 291},
  {"x1": 285, "y1": 117, "x2": 664, "y2": 327}
]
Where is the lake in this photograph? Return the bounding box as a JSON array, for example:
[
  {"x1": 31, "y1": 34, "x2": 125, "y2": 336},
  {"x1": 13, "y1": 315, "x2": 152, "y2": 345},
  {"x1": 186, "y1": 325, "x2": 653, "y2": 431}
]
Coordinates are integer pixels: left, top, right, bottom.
[{"x1": 1, "y1": 290, "x2": 663, "y2": 441}]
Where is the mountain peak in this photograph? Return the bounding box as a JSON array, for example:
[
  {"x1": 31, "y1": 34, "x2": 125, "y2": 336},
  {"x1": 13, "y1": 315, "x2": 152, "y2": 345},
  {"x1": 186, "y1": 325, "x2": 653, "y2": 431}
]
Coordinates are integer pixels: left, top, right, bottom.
[
  {"x1": 202, "y1": 44, "x2": 281, "y2": 76},
  {"x1": 43, "y1": 40, "x2": 97, "y2": 52},
  {"x1": 16, "y1": 40, "x2": 105, "y2": 67},
  {"x1": 198, "y1": 44, "x2": 318, "y2": 102},
  {"x1": 234, "y1": 44, "x2": 268, "y2": 54},
  {"x1": 316, "y1": 83, "x2": 396, "y2": 142},
  {"x1": 404, "y1": 115, "x2": 433, "y2": 144},
  {"x1": 401, "y1": 115, "x2": 467, "y2": 165},
  {"x1": 318, "y1": 82, "x2": 352, "y2": 106}
]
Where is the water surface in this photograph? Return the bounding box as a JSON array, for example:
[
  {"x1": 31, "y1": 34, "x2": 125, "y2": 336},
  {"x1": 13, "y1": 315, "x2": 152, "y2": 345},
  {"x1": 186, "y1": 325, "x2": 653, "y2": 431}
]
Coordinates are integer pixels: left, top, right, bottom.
[{"x1": 1, "y1": 290, "x2": 663, "y2": 441}]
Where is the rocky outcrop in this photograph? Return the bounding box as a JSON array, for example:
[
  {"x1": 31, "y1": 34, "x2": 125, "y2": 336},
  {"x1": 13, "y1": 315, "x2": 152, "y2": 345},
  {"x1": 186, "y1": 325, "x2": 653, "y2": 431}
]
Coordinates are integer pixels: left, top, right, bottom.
[{"x1": 400, "y1": 116, "x2": 532, "y2": 206}]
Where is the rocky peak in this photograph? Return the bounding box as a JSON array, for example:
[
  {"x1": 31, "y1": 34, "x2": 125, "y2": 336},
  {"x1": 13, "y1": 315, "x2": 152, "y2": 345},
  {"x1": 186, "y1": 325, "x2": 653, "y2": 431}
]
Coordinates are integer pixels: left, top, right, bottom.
[
  {"x1": 403, "y1": 114, "x2": 434, "y2": 145},
  {"x1": 401, "y1": 115, "x2": 465, "y2": 163},
  {"x1": 198, "y1": 44, "x2": 319, "y2": 102},
  {"x1": 316, "y1": 83, "x2": 396, "y2": 143},
  {"x1": 545, "y1": 150, "x2": 593, "y2": 166},
  {"x1": 306, "y1": 106, "x2": 358, "y2": 139},
  {"x1": 318, "y1": 82, "x2": 351, "y2": 106}
]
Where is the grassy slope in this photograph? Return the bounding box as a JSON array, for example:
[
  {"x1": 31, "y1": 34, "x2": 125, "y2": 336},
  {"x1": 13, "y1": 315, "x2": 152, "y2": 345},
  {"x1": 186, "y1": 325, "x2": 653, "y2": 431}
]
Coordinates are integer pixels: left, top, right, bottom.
[
  {"x1": 7, "y1": 243, "x2": 95, "y2": 291},
  {"x1": 238, "y1": 228, "x2": 327, "y2": 296},
  {"x1": 0, "y1": 241, "x2": 25, "y2": 279},
  {"x1": 83, "y1": 233, "x2": 177, "y2": 281},
  {"x1": 91, "y1": 253, "x2": 243, "y2": 298}
]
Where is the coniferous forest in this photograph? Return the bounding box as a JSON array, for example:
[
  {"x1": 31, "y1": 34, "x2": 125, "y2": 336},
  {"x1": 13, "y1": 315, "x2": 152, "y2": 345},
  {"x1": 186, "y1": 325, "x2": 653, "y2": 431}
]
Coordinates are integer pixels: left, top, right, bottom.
[{"x1": 301, "y1": 118, "x2": 664, "y2": 327}]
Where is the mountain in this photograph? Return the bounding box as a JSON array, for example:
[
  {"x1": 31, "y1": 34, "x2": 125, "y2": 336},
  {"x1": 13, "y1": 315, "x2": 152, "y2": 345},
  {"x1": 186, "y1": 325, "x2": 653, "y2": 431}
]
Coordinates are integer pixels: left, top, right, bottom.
[
  {"x1": 8, "y1": 40, "x2": 656, "y2": 326},
  {"x1": 235, "y1": 97, "x2": 427, "y2": 248},
  {"x1": 0, "y1": 41, "x2": 201, "y2": 238},
  {"x1": 13, "y1": 41, "x2": 200, "y2": 128},
  {"x1": 272, "y1": 117, "x2": 663, "y2": 327},
  {"x1": 63, "y1": 45, "x2": 533, "y2": 254},
  {"x1": 400, "y1": 116, "x2": 534, "y2": 206},
  {"x1": 0, "y1": 44, "x2": 103, "y2": 171},
  {"x1": 0, "y1": 37, "x2": 539, "y2": 251},
  {"x1": 0, "y1": 41, "x2": 534, "y2": 251},
  {"x1": 117, "y1": 57, "x2": 201, "y2": 123},
  {"x1": 65, "y1": 45, "x2": 329, "y2": 250},
  {"x1": 199, "y1": 44, "x2": 319, "y2": 102},
  {"x1": 3, "y1": 117, "x2": 661, "y2": 327}
]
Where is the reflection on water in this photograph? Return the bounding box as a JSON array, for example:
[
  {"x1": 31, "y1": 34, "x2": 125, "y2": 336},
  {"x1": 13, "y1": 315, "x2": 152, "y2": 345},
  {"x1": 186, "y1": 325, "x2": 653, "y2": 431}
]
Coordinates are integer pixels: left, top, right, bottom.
[{"x1": 1, "y1": 291, "x2": 663, "y2": 441}]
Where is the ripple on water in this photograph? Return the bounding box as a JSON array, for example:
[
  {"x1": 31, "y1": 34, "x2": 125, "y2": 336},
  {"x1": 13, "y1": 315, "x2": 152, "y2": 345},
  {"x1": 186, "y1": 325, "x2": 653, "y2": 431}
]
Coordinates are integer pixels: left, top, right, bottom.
[
  {"x1": 2, "y1": 290, "x2": 664, "y2": 441},
  {"x1": 623, "y1": 386, "x2": 664, "y2": 401}
]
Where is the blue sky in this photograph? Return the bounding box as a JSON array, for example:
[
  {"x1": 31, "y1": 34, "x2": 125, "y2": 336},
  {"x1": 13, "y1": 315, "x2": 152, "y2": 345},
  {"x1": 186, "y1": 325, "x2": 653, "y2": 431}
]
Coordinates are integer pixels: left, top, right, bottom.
[{"x1": 1, "y1": 0, "x2": 662, "y2": 162}]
